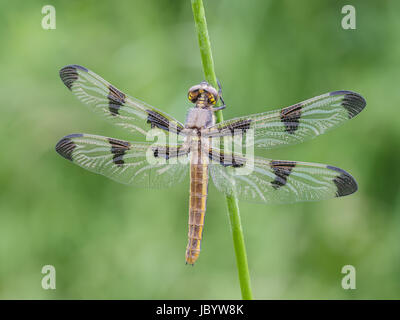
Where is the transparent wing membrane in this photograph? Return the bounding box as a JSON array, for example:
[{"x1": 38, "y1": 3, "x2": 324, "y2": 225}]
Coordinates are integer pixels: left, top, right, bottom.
[
  {"x1": 204, "y1": 91, "x2": 366, "y2": 149},
  {"x1": 209, "y1": 148, "x2": 358, "y2": 204},
  {"x1": 59, "y1": 65, "x2": 184, "y2": 136},
  {"x1": 55, "y1": 133, "x2": 189, "y2": 188}
]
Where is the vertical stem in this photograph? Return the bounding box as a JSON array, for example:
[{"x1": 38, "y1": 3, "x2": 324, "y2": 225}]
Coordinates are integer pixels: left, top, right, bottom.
[
  {"x1": 225, "y1": 195, "x2": 253, "y2": 300},
  {"x1": 191, "y1": 0, "x2": 253, "y2": 300},
  {"x1": 190, "y1": 0, "x2": 222, "y2": 123}
]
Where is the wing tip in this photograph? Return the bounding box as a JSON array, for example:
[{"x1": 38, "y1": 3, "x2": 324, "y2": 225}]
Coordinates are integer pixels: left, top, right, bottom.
[
  {"x1": 327, "y1": 165, "x2": 358, "y2": 197},
  {"x1": 329, "y1": 90, "x2": 366, "y2": 118},
  {"x1": 55, "y1": 133, "x2": 83, "y2": 161},
  {"x1": 60, "y1": 64, "x2": 88, "y2": 72},
  {"x1": 59, "y1": 65, "x2": 88, "y2": 90}
]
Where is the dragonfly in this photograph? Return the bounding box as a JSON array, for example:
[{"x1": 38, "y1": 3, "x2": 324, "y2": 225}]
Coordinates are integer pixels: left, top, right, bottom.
[{"x1": 56, "y1": 65, "x2": 366, "y2": 265}]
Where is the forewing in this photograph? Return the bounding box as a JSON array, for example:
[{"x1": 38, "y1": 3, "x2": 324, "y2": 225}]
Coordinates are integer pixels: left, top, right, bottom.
[
  {"x1": 209, "y1": 149, "x2": 358, "y2": 204},
  {"x1": 55, "y1": 133, "x2": 189, "y2": 188},
  {"x1": 59, "y1": 65, "x2": 184, "y2": 135},
  {"x1": 204, "y1": 91, "x2": 366, "y2": 149}
]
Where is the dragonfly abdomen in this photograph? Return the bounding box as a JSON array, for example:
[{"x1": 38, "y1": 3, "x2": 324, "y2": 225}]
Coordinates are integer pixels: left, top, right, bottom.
[{"x1": 186, "y1": 148, "x2": 209, "y2": 265}]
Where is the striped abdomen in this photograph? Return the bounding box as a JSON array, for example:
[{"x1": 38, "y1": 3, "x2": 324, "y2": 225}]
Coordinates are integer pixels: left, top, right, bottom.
[{"x1": 186, "y1": 140, "x2": 209, "y2": 265}]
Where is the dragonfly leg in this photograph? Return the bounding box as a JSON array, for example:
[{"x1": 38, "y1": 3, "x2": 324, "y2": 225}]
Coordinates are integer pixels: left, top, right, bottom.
[{"x1": 212, "y1": 78, "x2": 226, "y2": 111}]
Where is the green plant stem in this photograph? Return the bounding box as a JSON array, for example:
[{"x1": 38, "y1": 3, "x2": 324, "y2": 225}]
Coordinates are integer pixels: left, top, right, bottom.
[{"x1": 191, "y1": 0, "x2": 253, "y2": 300}]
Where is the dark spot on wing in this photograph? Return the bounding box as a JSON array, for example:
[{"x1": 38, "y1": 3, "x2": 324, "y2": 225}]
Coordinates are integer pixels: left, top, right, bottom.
[
  {"x1": 329, "y1": 91, "x2": 366, "y2": 119},
  {"x1": 108, "y1": 138, "x2": 130, "y2": 166},
  {"x1": 146, "y1": 110, "x2": 169, "y2": 131},
  {"x1": 153, "y1": 146, "x2": 169, "y2": 160},
  {"x1": 55, "y1": 133, "x2": 83, "y2": 161},
  {"x1": 280, "y1": 104, "x2": 302, "y2": 134},
  {"x1": 108, "y1": 85, "x2": 126, "y2": 116},
  {"x1": 208, "y1": 150, "x2": 245, "y2": 167},
  {"x1": 219, "y1": 119, "x2": 252, "y2": 135},
  {"x1": 59, "y1": 65, "x2": 86, "y2": 90},
  {"x1": 153, "y1": 146, "x2": 188, "y2": 159},
  {"x1": 146, "y1": 109, "x2": 183, "y2": 134},
  {"x1": 327, "y1": 165, "x2": 358, "y2": 197},
  {"x1": 270, "y1": 160, "x2": 296, "y2": 189}
]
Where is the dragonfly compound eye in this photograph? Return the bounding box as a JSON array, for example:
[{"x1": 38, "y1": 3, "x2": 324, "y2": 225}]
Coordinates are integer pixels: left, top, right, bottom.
[
  {"x1": 188, "y1": 89, "x2": 200, "y2": 103},
  {"x1": 206, "y1": 92, "x2": 217, "y2": 105},
  {"x1": 203, "y1": 85, "x2": 219, "y2": 105}
]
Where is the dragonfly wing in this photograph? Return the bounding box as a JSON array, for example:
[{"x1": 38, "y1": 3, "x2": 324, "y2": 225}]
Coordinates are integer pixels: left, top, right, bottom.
[
  {"x1": 203, "y1": 91, "x2": 366, "y2": 149},
  {"x1": 209, "y1": 148, "x2": 357, "y2": 204},
  {"x1": 55, "y1": 133, "x2": 189, "y2": 188},
  {"x1": 59, "y1": 65, "x2": 185, "y2": 136}
]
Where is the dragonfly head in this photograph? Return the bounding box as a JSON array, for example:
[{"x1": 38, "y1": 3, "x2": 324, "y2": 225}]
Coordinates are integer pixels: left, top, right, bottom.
[{"x1": 188, "y1": 81, "x2": 219, "y2": 108}]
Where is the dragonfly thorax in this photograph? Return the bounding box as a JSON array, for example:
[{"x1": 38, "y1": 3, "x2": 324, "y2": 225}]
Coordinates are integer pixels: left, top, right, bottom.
[
  {"x1": 184, "y1": 107, "x2": 215, "y2": 130},
  {"x1": 188, "y1": 81, "x2": 219, "y2": 109}
]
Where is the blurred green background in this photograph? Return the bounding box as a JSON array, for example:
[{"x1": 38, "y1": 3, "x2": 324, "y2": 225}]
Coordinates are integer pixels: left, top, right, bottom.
[{"x1": 0, "y1": 0, "x2": 399, "y2": 299}]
